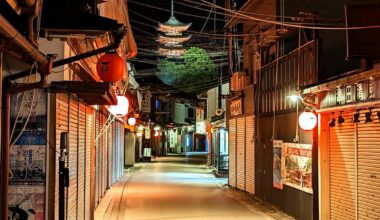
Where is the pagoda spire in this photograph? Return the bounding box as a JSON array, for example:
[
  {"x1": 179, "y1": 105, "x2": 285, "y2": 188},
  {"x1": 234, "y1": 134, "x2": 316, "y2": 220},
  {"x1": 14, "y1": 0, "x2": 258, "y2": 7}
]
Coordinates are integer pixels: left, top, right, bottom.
[{"x1": 171, "y1": 0, "x2": 174, "y2": 17}]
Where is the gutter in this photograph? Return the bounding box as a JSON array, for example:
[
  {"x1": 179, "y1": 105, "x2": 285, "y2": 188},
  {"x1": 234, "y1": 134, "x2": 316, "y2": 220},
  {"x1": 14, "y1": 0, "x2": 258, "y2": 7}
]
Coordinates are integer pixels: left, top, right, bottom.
[{"x1": 0, "y1": 14, "x2": 50, "y2": 74}]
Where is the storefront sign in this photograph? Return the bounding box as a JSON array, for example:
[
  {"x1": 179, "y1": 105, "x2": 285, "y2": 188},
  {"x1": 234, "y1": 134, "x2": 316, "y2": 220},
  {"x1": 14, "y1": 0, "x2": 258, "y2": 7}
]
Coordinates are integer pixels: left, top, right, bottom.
[
  {"x1": 196, "y1": 107, "x2": 204, "y2": 122},
  {"x1": 144, "y1": 128, "x2": 151, "y2": 139},
  {"x1": 196, "y1": 121, "x2": 206, "y2": 134},
  {"x1": 230, "y1": 98, "x2": 243, "y2": 116},
  {"x1": 273, "y1": 140, "x2": 284, "y2": 190},
  {"x1": 142, "y1": 91, "x2": 151, "y2": 113},
  {"x1": 283, "y1": 143, "x2": 313, "y2": 194}
]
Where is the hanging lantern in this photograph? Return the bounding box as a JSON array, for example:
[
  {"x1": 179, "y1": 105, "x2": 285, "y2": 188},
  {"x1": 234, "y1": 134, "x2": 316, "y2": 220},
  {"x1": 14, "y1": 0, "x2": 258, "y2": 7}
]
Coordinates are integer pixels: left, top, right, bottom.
[
  {"x1": 154, "y1": 130, "x2": 159, "y2": 137},
  {"x1": 128, "y1": 117, "x2": 136, "y2": 126},
  {"x1": 96, "y1": 53, "x2": 125, "y2": 83},
  {"x1": 108, "y1": 95, "x2": 129, "y2": 116},
  {"x1": 299, "y1": 111, "x2": 317, "y2": 131}
]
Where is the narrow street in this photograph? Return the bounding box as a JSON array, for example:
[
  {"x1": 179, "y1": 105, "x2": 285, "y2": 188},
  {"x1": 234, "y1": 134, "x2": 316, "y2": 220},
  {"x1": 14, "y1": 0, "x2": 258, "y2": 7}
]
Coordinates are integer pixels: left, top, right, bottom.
[{"x1": 94, "y1": 153, "x2": 293, "y2": 220}]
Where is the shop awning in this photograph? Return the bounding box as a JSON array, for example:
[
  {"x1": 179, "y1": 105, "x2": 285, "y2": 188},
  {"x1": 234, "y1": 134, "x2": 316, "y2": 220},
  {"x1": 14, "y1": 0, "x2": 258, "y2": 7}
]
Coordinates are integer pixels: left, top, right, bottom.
[{"x1": 49, "y1": 81, "x2": 117, "y2": 105}]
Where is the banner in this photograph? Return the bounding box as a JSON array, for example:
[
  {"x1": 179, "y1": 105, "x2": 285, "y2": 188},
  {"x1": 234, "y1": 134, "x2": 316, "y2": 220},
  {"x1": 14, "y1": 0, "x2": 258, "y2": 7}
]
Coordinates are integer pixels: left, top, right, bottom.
[
  {"x1": 283, "y1": 143, "x2": 313, "y2": 194},
  {"x1": 273, "y1": 140, "x2": 284, "y2": 189},
  {"x1": 9, "y1": 89, "x2": 47, "y2": 219}
]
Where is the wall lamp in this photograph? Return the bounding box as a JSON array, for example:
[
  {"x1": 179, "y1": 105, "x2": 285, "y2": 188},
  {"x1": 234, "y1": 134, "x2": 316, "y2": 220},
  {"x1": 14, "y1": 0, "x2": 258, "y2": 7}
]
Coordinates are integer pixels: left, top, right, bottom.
[
  {"x1": 365, "y1": 108, "x2": 373, "y2": 123},
  {"x1": 353, "y1": 110, "x2": 360, "y2": 123},
  {"x1": 338, "y1": 111, "x2": 345, "y2": 124},
  {"x1": 329, "y1": 112, "x2": 336, "y2": 127}
]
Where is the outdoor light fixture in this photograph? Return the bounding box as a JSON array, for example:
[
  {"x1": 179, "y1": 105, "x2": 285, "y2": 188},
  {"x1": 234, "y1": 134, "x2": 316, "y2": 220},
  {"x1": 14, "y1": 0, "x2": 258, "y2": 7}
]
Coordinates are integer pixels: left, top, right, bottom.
[
  {"x1": 108, "y1": 95, "x2": 129, "y2": 117},
  {"x1": 328, "y1": 113, "x2": 336, "y2": 127},
  {"x1": 365, "y1": 108, "x2": 373, "y2": 123},
  {"x1": 127, "y1": 117, "x2": 136, "y2": 126},
  {"x1": 353, "y1": 110, "x2": 360, "y2": 123},
  {"x1": 338, "y1": 111, "x2": 345, "y2": 124},
  {"x1": 298, "y1": 111, "x2": 317, "y2": 131},
  {"x1": 287, "y1": 95, "x2": 301, "y2": 102}
]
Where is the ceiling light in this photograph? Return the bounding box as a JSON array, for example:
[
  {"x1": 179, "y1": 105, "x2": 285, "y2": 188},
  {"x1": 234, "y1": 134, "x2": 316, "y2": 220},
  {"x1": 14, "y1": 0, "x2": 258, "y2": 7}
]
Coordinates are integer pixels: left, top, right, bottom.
[
  {"x1": 365, "y1": 108, "x2": 373, "y2": 123},
  {"x1": 338, "y1": 111, "x2": 345, "y2": 124},
  {"x1": 328, "y1": 113, "x2": 336, "y2": 127},
  {"x1": 353, "y1": 110, "x2": 360, "y2": 123}
]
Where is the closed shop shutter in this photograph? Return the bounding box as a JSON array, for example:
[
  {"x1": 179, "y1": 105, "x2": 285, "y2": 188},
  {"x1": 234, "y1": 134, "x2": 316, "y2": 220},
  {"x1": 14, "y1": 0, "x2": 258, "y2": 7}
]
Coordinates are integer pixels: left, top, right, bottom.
[
  {"x1": 329, "y1": 111, "x2": 356, "y2": 220},
  {"x1": 103, "y1": 114, "x2": 108, "y2": 195},
  {"x1": 68, "y1": 96, "x2": 78, "y2": 220},
  {"x1": 77, "y1": 102, "x2": 86, "y2": 220},
  {"x1": 100, "y1": 113, "x2": 104, "y2": 198},
  {"x1": 236, "y1": 117, "x2": 245, "y2": 190},
  {"x1": 95, "y1": 111, "x2": 100, "y2": 206},
  {"x1": 120, "y1": 124, "x2": 125, "y2": 178},
  {"x1": 55, "y1": 93, "x2": 69, "y2": 220},
  {"x1": 357, "y1": 109, "x2": 380, "y2": 219},
  {"x1": 228, "y1": 118, "x2": 237, "y2": 187},
  {"x1": 85, "y1": 107, "x2": 93, "y2": 220},
  {"x1": 245, "y1": 115, "x2": 255, "y2": 194},
  {"x1": 108, "y1": 123, "x2": 113, "y2": 185}
]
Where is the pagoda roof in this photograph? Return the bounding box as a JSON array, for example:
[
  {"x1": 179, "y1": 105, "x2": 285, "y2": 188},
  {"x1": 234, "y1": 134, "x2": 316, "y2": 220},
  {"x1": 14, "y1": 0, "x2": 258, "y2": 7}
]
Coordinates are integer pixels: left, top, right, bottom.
[
  {"x1": 158, "y1": 47, "x2": 186, "y2": 58},
  {"x1": 157, "y1": 34, "x2": 192, "y2": 45},
  {"x1": 157, "y1": 16, "x2": 192, "y2": 33}
]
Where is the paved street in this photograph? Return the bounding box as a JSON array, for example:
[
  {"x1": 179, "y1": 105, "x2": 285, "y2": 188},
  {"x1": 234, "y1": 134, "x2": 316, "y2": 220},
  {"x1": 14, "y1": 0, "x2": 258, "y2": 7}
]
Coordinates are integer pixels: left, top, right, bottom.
[{"x1": 94, "y1": 153, "x2": 293, "y2": 220}]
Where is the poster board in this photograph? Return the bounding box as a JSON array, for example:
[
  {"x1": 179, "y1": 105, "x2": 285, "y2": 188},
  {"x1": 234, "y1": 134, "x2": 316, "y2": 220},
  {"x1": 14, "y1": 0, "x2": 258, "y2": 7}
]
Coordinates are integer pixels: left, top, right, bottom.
[
  {"x1": 273, "y1": 140, "x2": 284, "y2": 189},
  {"x1": 283, "y1": 143, "x2": 313, "y2": 194},
  {"x1": 9, "y1": 89, "x2": 47, "y2": 219}
]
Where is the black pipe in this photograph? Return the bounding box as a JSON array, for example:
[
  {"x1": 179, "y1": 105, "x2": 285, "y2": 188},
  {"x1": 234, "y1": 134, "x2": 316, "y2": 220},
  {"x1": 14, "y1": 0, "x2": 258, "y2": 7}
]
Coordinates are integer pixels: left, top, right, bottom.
[
  {"x1": 3, "y1": 27, "x2": 125, "y2": 83},
  {"x1": 59, "y1": 132, "x2": 68, "y2": 220}
]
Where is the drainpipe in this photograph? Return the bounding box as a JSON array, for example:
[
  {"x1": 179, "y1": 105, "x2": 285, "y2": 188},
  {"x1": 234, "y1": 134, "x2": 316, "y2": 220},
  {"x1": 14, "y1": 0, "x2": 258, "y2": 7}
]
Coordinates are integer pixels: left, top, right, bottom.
[{"x1": 0, "y1": 14, "x2": 50, "y2": 73}]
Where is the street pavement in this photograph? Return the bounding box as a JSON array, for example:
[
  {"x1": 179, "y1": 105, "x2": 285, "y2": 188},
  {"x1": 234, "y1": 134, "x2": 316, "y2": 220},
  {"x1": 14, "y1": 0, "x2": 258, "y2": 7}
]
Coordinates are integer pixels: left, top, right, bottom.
[{"x1": 94, "y1": 153, "x2": 293, "y2": 220}]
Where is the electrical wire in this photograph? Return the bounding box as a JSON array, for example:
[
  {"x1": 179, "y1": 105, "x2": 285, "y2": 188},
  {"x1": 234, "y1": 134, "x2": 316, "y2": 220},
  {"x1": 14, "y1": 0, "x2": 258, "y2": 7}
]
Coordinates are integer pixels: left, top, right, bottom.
[
  {"x1": 10, "y1": 63, "x2": 36, "y2": 140},
  {"x1": 128, "y1": 0, "x2": 226, "y2": 22},
  {"x1": 201, "y1": 0, "x2": 380, "y2": 30},
  {"x1": 11, "y1": 63, "x2": 38, "y2": 146},
  {"x1": 181, "y1": 0, "x2": 342, "y2": 22}
]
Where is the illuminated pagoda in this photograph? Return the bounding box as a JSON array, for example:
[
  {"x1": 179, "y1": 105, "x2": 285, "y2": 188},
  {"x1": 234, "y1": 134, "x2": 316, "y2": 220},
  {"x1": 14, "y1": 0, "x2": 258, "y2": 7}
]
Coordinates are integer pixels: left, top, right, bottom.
[{"x1": 157, "y1": 0, "x2": 191, "y2": 58}]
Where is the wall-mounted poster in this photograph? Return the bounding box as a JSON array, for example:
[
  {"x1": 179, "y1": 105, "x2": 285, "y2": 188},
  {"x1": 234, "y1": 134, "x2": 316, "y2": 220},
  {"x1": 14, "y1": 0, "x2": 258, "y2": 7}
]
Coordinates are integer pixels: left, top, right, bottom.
[
  {"x1": 9, "y1": 89, "x2": 47, "y2": 219},
  {"x1": 273, "y1": 140, "x2": 284, "y2": 189},
  {"x1": 8, "y1": 186, "x2": 45, "y2": 220},
  {"x1": 283, "y1": 143, "x2": 313, "y2": 194}
]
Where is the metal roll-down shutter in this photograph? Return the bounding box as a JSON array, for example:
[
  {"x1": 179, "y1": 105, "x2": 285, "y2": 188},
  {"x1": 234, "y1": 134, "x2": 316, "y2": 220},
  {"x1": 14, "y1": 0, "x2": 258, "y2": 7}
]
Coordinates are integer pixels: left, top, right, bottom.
[
  {"x1": 228, "y1": 118, "x2": 237, "y2": 188},
  {"x1": 236, "y1": 117, "x2": 245, "y2": 191},
  {"x1": 245, "y1": 115, "x2": 255, "y2": 194},
  {"x1": 329, "y1": 111, "x2": 356, "y2": 220},
  {"x1": 67, "y1": 96, "x2": 79, "y2": 220},
  {"x1": 357, "y1": 109, "x2": 380, "y2": 219}
]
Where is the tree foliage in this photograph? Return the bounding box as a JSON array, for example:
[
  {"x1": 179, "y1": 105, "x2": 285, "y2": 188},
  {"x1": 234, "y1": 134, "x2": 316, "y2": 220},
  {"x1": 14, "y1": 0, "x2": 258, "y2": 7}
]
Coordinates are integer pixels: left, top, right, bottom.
[{"x1": 157, "y1": 47, "x2": 218, "y2": 93}]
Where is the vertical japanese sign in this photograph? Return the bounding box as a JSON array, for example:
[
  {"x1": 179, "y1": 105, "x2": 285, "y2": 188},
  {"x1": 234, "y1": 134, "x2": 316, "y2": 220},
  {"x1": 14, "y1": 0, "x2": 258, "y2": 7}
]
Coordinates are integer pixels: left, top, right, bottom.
[
  {"x1": 273, "y1": 140, "x2": 284, "y2": 189},
  {"x1": 9, "y1": 89, "x2": 47, "y2": 220},
  {"x1": 283, "y1": 143, "x2": 313, "y2": 194}
]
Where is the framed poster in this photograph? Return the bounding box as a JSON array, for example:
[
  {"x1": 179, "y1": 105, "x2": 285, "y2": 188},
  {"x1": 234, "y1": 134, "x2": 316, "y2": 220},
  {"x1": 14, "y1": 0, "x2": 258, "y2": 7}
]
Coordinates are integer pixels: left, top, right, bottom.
[
  {"x1": 283, "y1": 143, "x2": 313, "y2": 194},
  {"x1": 273, "y1": 140, "x2": 284, "y2": 189},
  {"x1": 9, "y1": 89, "x2": 47, "y2": 219}
]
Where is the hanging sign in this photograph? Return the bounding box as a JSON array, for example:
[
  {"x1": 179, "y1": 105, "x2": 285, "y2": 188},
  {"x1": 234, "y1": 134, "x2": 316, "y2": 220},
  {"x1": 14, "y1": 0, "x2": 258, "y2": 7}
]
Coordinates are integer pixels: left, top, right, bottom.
[
  {"x1": 230, "y1": 98, "x2": 243, "y2": 116},
  {"x1": 144, "y1": 128, "x2": 151, "y2": 139}
]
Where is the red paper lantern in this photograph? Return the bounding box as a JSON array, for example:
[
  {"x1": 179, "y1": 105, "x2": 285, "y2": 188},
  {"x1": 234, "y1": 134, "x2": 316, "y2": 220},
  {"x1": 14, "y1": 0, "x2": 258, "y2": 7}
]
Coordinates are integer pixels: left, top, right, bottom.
[
  {"x1": 299, "y1": 111, "x2": 317, "y2": 131},
  {"x1": 97, "y1": 53, "x2": 125, "y2": 82}
]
